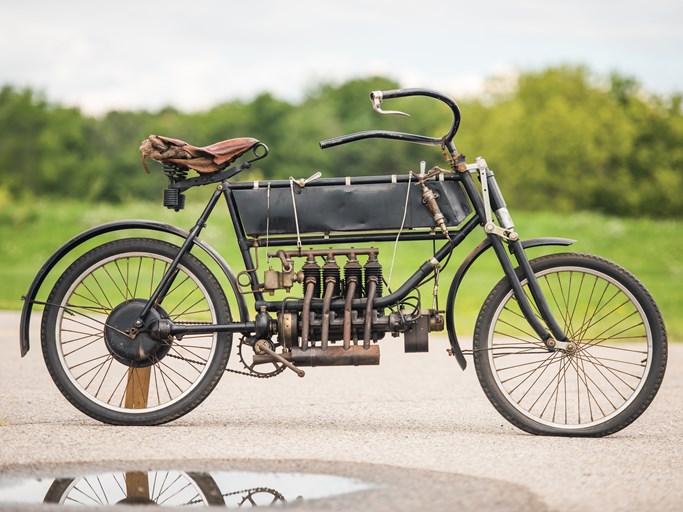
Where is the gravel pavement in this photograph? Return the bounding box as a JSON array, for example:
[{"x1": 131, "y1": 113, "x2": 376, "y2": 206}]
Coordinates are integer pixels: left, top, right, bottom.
[{"x1": 1, "y1": 310, "x2": 681, "y2": 511}]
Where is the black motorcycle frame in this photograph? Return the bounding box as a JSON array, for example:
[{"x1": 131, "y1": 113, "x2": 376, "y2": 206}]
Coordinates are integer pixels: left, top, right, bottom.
[{"x1": 20, "y1": 88, "x2": 573, "y2": 370}]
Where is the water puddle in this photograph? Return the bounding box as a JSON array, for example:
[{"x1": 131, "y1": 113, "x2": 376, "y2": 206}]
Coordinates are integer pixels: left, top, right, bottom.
[{"x1": 0, "y1": 469, "x2": 374, "y2": 507}]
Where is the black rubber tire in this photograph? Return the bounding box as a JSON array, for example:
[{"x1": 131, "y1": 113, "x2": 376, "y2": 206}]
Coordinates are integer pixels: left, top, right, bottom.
[
  {"x1": 473, "y1": 253, "x2": 667, "y2": 437},
  {"x1": 41, "y1": 238, "x2": 232, "y2": 425}
]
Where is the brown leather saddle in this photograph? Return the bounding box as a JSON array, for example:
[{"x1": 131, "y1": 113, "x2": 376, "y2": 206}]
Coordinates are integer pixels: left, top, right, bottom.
[{"x1": 140, "y1": 135, "x2": 260, "y2": 174}]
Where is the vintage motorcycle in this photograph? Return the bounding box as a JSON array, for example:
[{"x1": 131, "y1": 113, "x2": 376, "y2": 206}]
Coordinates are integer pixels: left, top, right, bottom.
[{"x1": 20, "y1": 88, "x2": 667, "y2": 436}]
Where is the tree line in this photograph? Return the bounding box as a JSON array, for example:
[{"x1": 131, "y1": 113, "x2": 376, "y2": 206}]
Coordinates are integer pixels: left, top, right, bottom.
[{"x1": 1, "y1": 66, "x2": 681, "y2": 217}]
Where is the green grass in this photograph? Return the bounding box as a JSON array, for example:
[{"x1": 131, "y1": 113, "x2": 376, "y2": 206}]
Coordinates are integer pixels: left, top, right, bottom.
[{"x1": 2, "y1": 194, "x2": 681, "y2": 340}]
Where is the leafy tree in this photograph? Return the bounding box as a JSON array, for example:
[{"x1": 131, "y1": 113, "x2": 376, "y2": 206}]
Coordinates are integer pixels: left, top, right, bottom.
[
  {"x1": 0, "y1": 87, "x2": 50, "y2": 198},
  {"x1": 455, "y1": 66, "x2": 683, "y2": 217},
  {"x1": 0, "y1": 68, "x2": 681, "y2": 217}
]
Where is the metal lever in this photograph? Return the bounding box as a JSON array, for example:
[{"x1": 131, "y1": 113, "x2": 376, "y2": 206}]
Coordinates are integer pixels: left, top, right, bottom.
[
  {"x1": 371, "y1": 91, "x2": 410, "y2": 118},
  {"x1": 291, "y1": 171, "x2": 322, "y2": 188},
  {"x1": 257, "y1": 343, "x2": 306, "y2": 378}
]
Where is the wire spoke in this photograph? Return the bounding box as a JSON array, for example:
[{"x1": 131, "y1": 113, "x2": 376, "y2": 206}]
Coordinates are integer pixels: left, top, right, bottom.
[
  {"x1": 567, "y1": 271, "x2": 586, "y2": 337},
  {"x1": 539, "y1": 355, "x2": 571, "y2": 422},
  {"x1": 158, "y1": 479, "x2": 192, "y2": 505},
  {"x1": 157, "y1": 360, "x2": 197, "y2": 386},
  {"x1": 160, "y1": 275, "x2": 194, "y2": 313},
  {"x1": 573, "y1": 286, "x2": 621, "y2": 342},
  {"x1": 69, "y1": 353, "x2": 112, "y2": 374},
  {"x1": 502, "y1": 352, "x2": 561, "y2": 396},
  {"x1": 114, "y1": 259, "x2": 135, "y2": 301},
  {"x1": 107, "y1": 367, "x2": 132, "y2": 407},
  {"x1": 577, "y1": 348, "x2": 642, "y2": 391},
  {"x1": 544, "y1": 273, "x2": 571, "y2": 334},
  {"x1": 492, "y1": 330, "x2": 547, "y2": 348},
  {"x1": 101, "y1": 265, "x2": 129, "y2": 303},
  {"x1": 170, "y1": 342, "x2": 212, "y2": 366},
  {"x1": 496, "y1": 315, "x2": 542, "y2": 341},
  {"x1": 580, "y1": 314, "x2": 643, "y2": 348},
  {"x1": 569, "y1": 354, "x2": 606, "y2": 420},
  {"x1": 93, "y1": 357, "x2": 117, "y2": 399},
  {"x1": 81, "y1": 354, "x2": 111, "y2": 391},
  {"x1": 154, "y1": 364, "x2": 188, "y2": 393}
]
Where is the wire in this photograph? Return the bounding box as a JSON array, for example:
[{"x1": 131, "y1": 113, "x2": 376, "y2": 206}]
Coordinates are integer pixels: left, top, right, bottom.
[
  {"x1": 388, "y1": 171, "x2": 413, "y2": 289},
  {"x1": 288, "y1": 177, "x2": 302, "y2": 251},
  {"x1": 265, "y1": 182, "x2": 271, "y2": 266}
]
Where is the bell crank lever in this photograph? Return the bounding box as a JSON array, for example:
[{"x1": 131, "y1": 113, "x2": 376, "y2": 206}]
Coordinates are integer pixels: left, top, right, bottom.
[{"x1": 257, "y1": 343, "x2": 306, "y2": 378}]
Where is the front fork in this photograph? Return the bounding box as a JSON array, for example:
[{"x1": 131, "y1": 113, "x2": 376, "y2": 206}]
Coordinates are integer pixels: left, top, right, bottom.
[{"x1": 460, "y1": 155, "x2": 572, "y2": 351}]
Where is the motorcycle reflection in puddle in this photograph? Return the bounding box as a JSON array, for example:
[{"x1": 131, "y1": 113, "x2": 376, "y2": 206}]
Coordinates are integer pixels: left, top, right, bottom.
[
  {"x1": 43, "y1": 470, "x2": 261, "y2": 507},
  {"x1": 34, "y1": 469, "x2": 369, "y2": 507}
]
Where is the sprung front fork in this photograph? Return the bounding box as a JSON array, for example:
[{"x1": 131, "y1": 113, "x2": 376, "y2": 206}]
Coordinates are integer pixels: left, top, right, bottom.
[{"x1": 462, "y1": 157, "x2": 571, "y2": 351}]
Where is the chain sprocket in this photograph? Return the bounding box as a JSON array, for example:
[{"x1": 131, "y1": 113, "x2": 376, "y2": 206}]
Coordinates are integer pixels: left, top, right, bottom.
[
  {"x1": 188, "y1": 487, "x2": 287, "y2": 507},
  {"x1": 237, "y1": 337, "x2": 286, "y2": 378},
  {"x1": 236, "y1": 487, "x2": 287, "y2": 507}
]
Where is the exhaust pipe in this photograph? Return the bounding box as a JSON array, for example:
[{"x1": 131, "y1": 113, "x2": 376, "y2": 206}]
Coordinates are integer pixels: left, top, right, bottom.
[
  {"x1": 320, "y1": 279, "x2": 335, "y2": 350},
  {"x1": 342, "y1": 278, "x2": 358, "y2": 350},
  {"x1": 363, "y1": 277, "x2": 378, "y2": 349},
  {"x1": 253, "y1": 345, "x2": 380, "y2": 367},
  {"x1": 301, "y1": 279, "x2": 316, "y2": 350}
]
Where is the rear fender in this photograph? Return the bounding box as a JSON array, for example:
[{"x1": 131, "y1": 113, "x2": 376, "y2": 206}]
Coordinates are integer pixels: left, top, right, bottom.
[
  {"x1": 19, "y1": 220, "x2": 248, "y2": 356},
  {"x1": 445, "y1": 237, "x2": 576, "y2": 370}
]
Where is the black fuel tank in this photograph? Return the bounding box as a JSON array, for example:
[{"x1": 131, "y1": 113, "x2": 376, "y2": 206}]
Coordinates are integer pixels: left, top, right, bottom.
[{"x1": 231, "y1": 174, "x2": 471, "y2": 237}]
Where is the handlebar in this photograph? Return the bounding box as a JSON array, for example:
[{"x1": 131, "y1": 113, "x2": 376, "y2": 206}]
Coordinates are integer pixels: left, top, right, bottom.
[{"x1": 319, "y1": 88, "x2": 461, "y2": 150}]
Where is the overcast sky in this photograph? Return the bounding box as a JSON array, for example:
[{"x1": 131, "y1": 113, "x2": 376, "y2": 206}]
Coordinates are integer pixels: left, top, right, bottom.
[{"x1": 1, "y1": 0, "x2": 681, "y2": 114}]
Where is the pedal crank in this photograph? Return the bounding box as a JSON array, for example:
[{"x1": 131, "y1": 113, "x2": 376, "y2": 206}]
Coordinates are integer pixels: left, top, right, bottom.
[{"x1": 255, "y1": 342, "x2": 306, "y2": 378}]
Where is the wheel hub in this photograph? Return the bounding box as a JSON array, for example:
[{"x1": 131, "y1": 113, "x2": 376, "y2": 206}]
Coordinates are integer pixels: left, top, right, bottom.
[{"x1": 104, "y1": 299, "x2": 171, "y2": 367}]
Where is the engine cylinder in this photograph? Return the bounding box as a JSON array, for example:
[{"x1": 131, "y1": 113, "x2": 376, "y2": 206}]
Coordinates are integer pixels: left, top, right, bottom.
[
  {"x1": 301, "y1": 255, "x2": 321, "y2": 297},
  {"x1": 344, "y1": 255, "x2": 363, "y2": 298},
  {"x1": 322, "y1": 255, "x2": 342, "y2": 296},
  {"x1": 364, "y1": 253, "x2": 383, "y2": 297}
]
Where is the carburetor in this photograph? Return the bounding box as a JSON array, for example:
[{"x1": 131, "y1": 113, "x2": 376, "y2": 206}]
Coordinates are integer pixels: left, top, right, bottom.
[{"x1": 262, "y1": 251, "x2": 304, "y2": 294}]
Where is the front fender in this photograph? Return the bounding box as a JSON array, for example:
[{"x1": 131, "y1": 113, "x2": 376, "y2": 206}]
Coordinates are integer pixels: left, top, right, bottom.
[
  {"x1": 445, "y1": 237, "x2": 576, "y2": 370},
  {"x1": 19, "y1": 220, "x2": 248, "y2": 357}
]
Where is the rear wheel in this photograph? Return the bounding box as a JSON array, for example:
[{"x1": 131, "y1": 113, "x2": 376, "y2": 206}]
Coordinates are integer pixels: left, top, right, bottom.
[
  {"x1": 473, "y1": 253, "x2": 667, "y2": 436},
  {"x1": 41, "y1": 238, "x2": 232, "y2": 425}
]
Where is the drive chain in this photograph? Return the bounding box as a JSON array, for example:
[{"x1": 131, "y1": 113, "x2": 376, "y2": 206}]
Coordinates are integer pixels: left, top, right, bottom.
[
  {"x1": 165, "y1": 352, "x2": 276, "y2": 379},
  {"x1": 165, "y1": 322, "x2": 280, "y2": 379}
]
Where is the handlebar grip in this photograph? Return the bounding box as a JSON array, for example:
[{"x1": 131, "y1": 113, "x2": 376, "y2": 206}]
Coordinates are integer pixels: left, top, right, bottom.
[
  {"x1": 320, "y1": 135, "x2": 351, "y2": 149},
  {"x1": 370, "y1": 88, "x2": 417, "y2": 101},
  {"x1": 371, "y1": 88, "x2": 459, "y2": 107},
  {"x1": 372, "y1": 88, "x2": 455, "y2": 102}
]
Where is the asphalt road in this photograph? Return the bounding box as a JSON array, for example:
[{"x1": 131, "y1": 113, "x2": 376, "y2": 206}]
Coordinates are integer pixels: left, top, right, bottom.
[{"x1": 1, "y1": 310, "x2": 681, "y2": 511}]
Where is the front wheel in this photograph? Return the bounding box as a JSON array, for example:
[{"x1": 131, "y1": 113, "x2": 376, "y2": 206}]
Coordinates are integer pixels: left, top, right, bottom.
[
  {"x1": 473, "y1": 253, "x2": 667, "y2": 436},
  {"x1": 41, "y1": 238, "x2": 232, "y2": 425}
]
